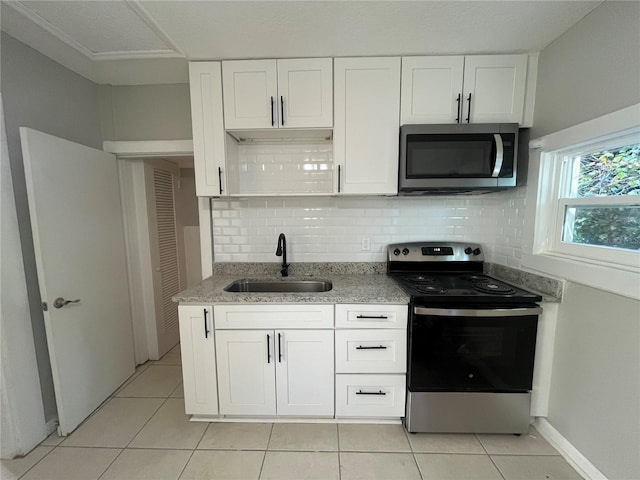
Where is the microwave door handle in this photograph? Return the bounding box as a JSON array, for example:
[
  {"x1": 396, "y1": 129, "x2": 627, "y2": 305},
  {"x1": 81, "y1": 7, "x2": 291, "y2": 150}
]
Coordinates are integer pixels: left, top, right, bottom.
[{"x1": 491, "y1": 133, "x2": 504, "y2": 178}]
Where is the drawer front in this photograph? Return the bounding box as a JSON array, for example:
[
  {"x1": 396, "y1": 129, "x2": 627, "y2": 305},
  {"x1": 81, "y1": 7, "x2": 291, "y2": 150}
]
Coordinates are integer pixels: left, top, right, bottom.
[
  {"x1": 214, "y1": 304, "x2": 333, "y2": 329},
  {"x1": 335, "y1": 304, "x2": 408, "y2": 329},
  {"x1": 335, "y1": 330, "x2": 406, "y2": 373},
  {"x1": 335, "y1": 374, "x2": 406, "y2": 418}
]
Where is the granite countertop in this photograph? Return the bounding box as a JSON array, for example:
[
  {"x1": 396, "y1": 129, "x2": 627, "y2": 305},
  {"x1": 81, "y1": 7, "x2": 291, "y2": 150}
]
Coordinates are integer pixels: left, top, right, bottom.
[
  {"x1": 173, "y1": 273, "x2": 410, "y2": 304},
  {"x1": 173, "y1": 261, "x2": 562, "y2": 305}
]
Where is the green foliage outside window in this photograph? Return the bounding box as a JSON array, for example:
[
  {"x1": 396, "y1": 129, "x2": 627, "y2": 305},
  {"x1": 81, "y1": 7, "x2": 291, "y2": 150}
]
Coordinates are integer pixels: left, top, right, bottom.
[
  {"x1": 576, "y1": 144, "x2": 640, "y2": 197},
  {"x1": 568, "y1": 144, "x2": 640, "y2": 251}
]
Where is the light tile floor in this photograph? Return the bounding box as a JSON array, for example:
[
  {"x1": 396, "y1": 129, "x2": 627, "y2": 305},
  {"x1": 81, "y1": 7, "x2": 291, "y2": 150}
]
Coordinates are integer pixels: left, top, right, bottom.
[{"x1": 1, "y1": 344, "x2": 584, "y2": 480}]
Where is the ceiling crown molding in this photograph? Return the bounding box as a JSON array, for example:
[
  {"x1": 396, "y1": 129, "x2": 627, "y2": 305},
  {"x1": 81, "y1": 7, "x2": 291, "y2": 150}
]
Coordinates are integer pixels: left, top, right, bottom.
[{"x1": 4, "y1": 0, "x2": 184, "y2": 61}]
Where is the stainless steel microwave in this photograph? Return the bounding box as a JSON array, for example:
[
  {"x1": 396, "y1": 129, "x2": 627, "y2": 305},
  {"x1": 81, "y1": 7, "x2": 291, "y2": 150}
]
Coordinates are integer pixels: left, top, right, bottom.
[{"x1": 398, "y1": 123, "x2": 519, "y2": 194}]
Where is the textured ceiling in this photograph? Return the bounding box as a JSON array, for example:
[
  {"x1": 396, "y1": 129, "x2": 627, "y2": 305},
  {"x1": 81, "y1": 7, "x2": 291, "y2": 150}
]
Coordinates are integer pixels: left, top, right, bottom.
[{"x1": 0, "y1": 0, "x2": 604, "y2": 85}]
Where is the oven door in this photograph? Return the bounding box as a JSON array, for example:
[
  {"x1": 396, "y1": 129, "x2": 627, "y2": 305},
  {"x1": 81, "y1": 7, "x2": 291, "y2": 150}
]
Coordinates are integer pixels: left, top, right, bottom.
[{"x1": 408, "y1": 306, "x2": 540, "y2": 393}]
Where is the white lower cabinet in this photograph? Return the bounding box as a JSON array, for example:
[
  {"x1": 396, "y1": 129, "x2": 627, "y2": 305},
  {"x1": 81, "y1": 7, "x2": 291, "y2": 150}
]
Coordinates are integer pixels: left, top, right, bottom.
[
  {"x1": 336, "y1": 374, "x2": 406, "y2": 418},
  {"x1": 216, "y1": 328, "x2": 334, "y2": 416},
  {"x1": 179, "y1": 302, "x2": 408, "y2": 420},
  {"x1": 178, "y1": 305, "x2": 218, "y2": 415},
  {"x1": 335, "y1": 304, "x2": 408, "y2": 418}
]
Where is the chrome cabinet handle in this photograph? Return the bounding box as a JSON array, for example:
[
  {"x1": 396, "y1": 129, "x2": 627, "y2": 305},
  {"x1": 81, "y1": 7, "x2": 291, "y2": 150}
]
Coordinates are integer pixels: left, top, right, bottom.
[{"x1": 53, "y1": 297, "x2": 80, "y2": 309}]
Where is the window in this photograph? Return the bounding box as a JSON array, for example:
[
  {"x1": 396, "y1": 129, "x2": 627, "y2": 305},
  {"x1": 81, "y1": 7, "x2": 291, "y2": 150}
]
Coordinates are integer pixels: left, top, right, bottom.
[
  {"x1": 523, "y1": 104, "x2": 640, "y2": 299},
  {"x1": 552, "y1": 137, "x2": 640, "y2": 265}
]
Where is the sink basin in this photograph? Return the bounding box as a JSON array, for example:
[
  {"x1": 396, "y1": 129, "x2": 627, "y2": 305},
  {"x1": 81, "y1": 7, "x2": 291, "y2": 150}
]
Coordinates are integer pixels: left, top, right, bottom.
[{"x1": 224, "y1": 279, "x2": 333, "y2": 293}]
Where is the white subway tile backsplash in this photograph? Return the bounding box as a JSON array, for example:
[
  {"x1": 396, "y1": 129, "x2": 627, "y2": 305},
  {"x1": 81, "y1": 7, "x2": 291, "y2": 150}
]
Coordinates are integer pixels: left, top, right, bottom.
[{"x1": 211, "y1": 189, "x2": 527, "y2": 267}]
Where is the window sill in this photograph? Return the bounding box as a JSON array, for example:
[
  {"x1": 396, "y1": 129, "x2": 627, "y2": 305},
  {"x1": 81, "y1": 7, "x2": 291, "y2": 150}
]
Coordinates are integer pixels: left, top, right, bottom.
[{"x1": 521, "y1": 251, "x2": 640, "y2": 300}]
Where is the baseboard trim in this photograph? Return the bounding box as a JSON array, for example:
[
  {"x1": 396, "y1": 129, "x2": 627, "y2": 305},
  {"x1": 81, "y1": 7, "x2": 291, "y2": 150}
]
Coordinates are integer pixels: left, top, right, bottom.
[{"x1": 534, "y1": 417, "x2": 607, "y2": 480}]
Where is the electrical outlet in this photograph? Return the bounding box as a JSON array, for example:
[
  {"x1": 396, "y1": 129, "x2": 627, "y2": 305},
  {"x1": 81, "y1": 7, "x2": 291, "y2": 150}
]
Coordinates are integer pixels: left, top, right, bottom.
[{"x1": 361, "y1": 236, "x2": 370, "y2": 251}]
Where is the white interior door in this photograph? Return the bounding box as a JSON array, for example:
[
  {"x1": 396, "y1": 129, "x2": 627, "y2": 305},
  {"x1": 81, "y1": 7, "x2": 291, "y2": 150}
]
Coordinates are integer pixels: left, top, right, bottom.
[
  {"x1": 20, "y1": 128, "x2": 135, "y2": 436},
  {"x1": 145, "y1": 161, "x2": 181, "y2": 357}
]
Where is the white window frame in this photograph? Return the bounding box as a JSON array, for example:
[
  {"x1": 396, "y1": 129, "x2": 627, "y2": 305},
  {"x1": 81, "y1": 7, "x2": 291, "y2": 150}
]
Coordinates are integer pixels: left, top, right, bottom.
[{"x1": 522, "y1": 104, "x2": 640, "y2": 300}]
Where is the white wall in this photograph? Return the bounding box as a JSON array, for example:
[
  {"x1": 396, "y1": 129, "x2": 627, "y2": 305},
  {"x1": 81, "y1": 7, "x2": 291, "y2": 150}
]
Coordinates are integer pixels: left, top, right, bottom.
[
  {"x1": 1, "y1": 96, "x2": 47, "y2": 458},
  {"x1": 549, "y1": 283, "x2": 640, "y2": 480},
  {"x1": 532, "y1": 1, "x2": 640, "y2": 139},
  {"x1": 1, "y1": 32, "x2": 105, "y2": 434},
  {"x1": 530, "y1": 2, "x2": 640, "y2": 479},
  {"x1": 211, "y1": 189, "x2": 525, "y2": 266},
  {"x1": 99, "y1": 83, "x2": 192, "y2": 141}
]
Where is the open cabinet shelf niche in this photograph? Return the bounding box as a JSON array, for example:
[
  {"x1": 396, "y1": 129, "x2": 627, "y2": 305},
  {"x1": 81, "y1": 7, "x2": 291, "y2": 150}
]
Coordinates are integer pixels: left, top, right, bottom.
[{"x1": 224, "y1": 130, "x2": 334, "y2": 196}]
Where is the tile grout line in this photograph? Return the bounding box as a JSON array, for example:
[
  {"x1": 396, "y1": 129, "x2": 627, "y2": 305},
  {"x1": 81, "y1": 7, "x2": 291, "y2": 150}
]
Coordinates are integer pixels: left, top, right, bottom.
[
  {"x1": 403, "y1": 426, "x2": 425, "y2": 480},
  {"x1": 336, "y1": 424, "x2": 341, "y2": 480},
  {"x1": 476, "y1": 432, "x2": 507, "y2": 480},
  {"x1": 16, "y1": 445, "x2": 57, "y2": 480},
  {"x1": 257, "y1": 423, "x2": 274, "y2": 480}
]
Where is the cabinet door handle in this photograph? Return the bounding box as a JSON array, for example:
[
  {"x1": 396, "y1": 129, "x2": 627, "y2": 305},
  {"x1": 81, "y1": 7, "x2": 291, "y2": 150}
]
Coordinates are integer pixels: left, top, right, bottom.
[
  {"x1": 280, "y1": 96, "x2": 285, "y2": 126},
  {"x1": 356, "y1": 315, "x2": 388, "y2": 319},
  {"x1": 455, "y1": 93, "x2": 462, "y2": 123},
  {"x1": 218, "y1": 167, "x2": 223, "y2": 195},
  {"x1": 356, "y1": 390, "x2": 386, "y2": 396},
  {"x1": 465, "y1": 93, "x2": 472, "y2": 123},
  {"x1": 203, "y1": 308, "x2": 210, "y2": 338},
  {"x1": 278, "y1": 333, "x2": 283, "y2": 362},
  {"x1": 337, "y1": 165, "x2": 341, "y2": 193},
  {"x1": 267, "y1": 334, "x2": 271, "y2": 363},
  {"x1": 270, "y1": 96, "x2": 275, "y2": 126},
  {"x1": 355, "y1": 345, "x2": 387, "y2": 350}
]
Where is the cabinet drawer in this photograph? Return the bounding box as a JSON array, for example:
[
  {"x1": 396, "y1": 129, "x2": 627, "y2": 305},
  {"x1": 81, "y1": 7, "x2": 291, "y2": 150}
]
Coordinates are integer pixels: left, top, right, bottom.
[
  {"x1": 214, "y1": 304, "x2": 333, "y2": 329},
  {"x1": 335, "y1": 304, "x2": 408, "y2": 329},
  {"x1": 335, "y1": 374, "x2": 406, "y2": 418},
  {"x1": 335, "y1": 330, "x2": 406, "y2": 373}
]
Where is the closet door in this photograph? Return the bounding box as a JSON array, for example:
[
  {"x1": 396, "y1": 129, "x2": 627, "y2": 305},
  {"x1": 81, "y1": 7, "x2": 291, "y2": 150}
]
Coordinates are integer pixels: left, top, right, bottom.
[{"x1": 145, "y1": 161, "x2": 181, "y2": 357}]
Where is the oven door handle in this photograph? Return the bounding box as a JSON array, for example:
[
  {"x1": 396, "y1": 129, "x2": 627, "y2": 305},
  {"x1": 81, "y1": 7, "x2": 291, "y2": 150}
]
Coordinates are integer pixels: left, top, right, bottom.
[{"x1": 414, "y1": 306, "x2": 542, "y2": 317}]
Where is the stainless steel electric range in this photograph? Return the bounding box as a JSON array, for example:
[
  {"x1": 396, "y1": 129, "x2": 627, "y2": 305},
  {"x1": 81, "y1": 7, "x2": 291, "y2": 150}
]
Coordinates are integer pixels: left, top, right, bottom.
[{"x1": 387, "y1": 242, "x2": 542, "y2": 434}]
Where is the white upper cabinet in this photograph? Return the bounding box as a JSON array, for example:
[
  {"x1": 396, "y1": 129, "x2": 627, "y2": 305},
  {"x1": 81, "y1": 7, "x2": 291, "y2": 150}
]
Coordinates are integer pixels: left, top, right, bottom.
[
  {"x1": 189, "y1": 62, "x2": 227, "y2": 196},
  {"x1": 401, "y1": 56, "x2": 465, "y2": 125},
  {"x1": 462, "y1": 55, "x2": 528, "y2": 124},
  {"x1": 222, "y1": 58, "x2": 333, "y2": 130},
  {"x1": 401, "y1": 54, "x2": 529, "y2": 125},
  {"x1": 334, "y1": 57, "x2": 401, "y2": 195}
]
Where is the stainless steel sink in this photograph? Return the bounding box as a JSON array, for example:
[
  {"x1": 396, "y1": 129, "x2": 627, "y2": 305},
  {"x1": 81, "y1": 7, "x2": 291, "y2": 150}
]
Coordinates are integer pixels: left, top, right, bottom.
[{"x1": 224, "y1": 279, "x2": 333, "y2": 293}]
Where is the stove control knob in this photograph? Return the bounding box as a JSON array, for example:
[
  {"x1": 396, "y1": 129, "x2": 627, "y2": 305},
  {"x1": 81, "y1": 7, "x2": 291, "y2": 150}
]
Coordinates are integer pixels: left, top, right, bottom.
[
  {"x1": 473, "y1": 248, "x2": 482, "y2": 255},
  {"x1": 464, "y1": 247, "x2": 473, "y2": 255},
  {"x1": 402, "y1": 248, "x2": 410, "y2": 256},
  {"x1": 393, "y1": 248, "x2": 401, "y2": 256}
]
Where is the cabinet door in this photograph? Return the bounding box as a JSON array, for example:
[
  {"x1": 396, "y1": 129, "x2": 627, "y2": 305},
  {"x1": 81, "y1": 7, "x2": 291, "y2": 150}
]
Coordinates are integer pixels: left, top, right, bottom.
[
  {"x1": 215, "y1": 330, "x2": 276, "y2": 415},
  {"x1": 275, "y1": 330, "x2": 334, "y2": 416},
  {"x1": 462, "y1": 55, "x2": 528, "y2": 124},
  {"x1": 334, "y1": 57, "x2": 401, "y2": 195},
  {"x1": 189, "y1": 62, "x2": 227, "y2": 196},
  {"x1": 277, "y1": 58, "x2": 333, "y2": 128},
  {"x1": 178, "y1": 305, "x2": 218, "y2": 415},
  {"x1": 401, "y1": 56, "x2": 464, "y2": 124},
  {"x1": 222, "y1": 60, "x2": 278, "y2": 129}
]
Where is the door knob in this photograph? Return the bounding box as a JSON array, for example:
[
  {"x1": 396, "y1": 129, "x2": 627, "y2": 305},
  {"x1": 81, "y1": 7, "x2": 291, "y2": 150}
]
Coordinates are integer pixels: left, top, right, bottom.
[{"x1": 53, "y1": 297, "x2": 81, "y2": 309}]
